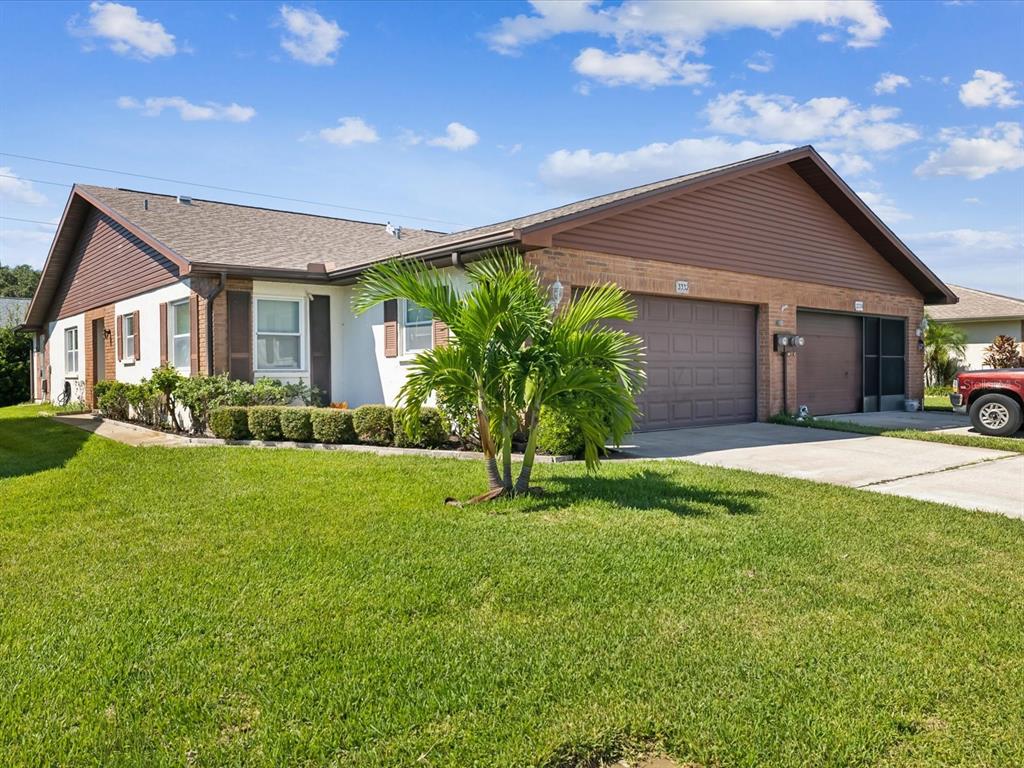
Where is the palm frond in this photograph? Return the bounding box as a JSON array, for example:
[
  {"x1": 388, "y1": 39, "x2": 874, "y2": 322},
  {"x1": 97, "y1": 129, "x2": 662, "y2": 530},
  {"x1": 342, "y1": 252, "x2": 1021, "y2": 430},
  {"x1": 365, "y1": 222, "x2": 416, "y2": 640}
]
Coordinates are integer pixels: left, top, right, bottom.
[{"x1": 352, "y1": 258, "x2": 459, "y2": 323}]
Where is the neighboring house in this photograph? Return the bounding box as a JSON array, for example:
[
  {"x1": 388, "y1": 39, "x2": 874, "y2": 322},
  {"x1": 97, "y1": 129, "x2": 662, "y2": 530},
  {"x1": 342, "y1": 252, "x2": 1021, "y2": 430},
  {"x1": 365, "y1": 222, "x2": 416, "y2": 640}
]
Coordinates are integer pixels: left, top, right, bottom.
[
  {"x1": 21, "y1": 145, "x2": 955, "y2": 427},
  {"x1": 928, "y1": 284, "x2": 1024, "y2": 370},
  {"x1": 0, "y1": 297, "x2": 30, "y2": 328}
]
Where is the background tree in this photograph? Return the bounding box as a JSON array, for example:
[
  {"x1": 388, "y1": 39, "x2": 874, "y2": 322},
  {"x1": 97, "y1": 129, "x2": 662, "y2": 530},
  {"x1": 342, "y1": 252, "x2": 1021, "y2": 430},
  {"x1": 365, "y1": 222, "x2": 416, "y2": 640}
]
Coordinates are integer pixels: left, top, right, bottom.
[
  {"x1": 353, "y1": 250, "x2": 645, "y2": 500},
  {"x1": 0, "y1": 326, "x2": 31, "y2": 406},
  {"x1": 923, "y1": 315, "x2": 967, "y2": 387},
  {"x1": 982, "y1": 335, "x2": 1023, "y2": 369},
  {"x1": 0, "y1": 264, "x2": 41, "y2": 298}
]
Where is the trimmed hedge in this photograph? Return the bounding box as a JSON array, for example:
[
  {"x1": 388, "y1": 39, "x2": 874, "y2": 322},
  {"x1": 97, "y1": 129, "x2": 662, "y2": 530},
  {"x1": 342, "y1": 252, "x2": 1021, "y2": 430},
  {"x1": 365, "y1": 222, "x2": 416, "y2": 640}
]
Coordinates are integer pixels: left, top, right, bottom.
[
  {"x1": 393, "y1": 407, "x2": 449, "y2": 449},
  {"x1": 210, "y1": 406, "x2": 251, "y2": 440},
  {"x1": 279, "y1": 407, "x2": 314, "y2": 442},
  {"x1": 310, "y1": 408, "x2": 356, "y2": 444},
  {"x1": 248, "y1": 406, "x2": 284, "y2": 441},
  {"x1": 352, "y1": 405, "x2": 395, "y2": 445},
  {"x1": 536, "y1": 407, "x2": 586, "y2": 456}
]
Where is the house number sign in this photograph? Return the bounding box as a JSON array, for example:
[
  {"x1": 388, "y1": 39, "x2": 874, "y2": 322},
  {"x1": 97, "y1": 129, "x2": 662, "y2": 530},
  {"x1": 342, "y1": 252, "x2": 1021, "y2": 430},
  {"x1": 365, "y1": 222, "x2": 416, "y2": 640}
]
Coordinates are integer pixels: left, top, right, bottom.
[{"x1": 675, "y1": 280, "x2": 690, "y2": 295}]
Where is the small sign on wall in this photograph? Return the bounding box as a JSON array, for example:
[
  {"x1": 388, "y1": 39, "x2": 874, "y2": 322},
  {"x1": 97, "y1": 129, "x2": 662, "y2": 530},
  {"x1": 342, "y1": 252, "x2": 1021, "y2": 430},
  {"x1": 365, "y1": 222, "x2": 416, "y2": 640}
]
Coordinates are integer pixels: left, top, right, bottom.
[
  {"x1": 854, "y1": 300, "x2": 864, "y2": 312},
  {"x1": 675, "y1": 280, "x2": 690, "y2": 295}
]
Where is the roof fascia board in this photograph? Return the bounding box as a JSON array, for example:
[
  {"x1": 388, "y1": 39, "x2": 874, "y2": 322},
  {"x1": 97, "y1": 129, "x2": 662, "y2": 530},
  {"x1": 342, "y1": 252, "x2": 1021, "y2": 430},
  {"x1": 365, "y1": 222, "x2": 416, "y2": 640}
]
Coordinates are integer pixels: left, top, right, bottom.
[
  {"x1": 73, "y1": 186, "x2": 192, "y2": 271},
  {"x1": 798, "y1": 148, "x2": 957, "y2": 305},
  {"x1": 23, "y1": 188, "x2": 81, "y2": 327}
]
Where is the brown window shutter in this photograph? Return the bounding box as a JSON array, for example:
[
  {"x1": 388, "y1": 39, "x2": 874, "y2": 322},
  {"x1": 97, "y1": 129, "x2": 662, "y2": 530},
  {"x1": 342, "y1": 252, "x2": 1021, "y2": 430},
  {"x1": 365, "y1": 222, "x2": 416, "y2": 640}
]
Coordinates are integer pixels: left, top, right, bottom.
[
  {"x1": 189, "y1": 294, "x2": 200, "y2": 375},
  {"x1": 227, "y1": 290, "x2": 252, "y2": 382},
  {"x1": 133, "y1": 310, "x2": 141, "y2": 359},
  {"x1": 116, "y1": 315, "x2": 124, "y2": 361},
  {"x1": 432, "y1": 319, "x2": 449, "y2": 348},
  {"x1": 383, "y1": 299, "x2": 398, "y2": 358},
  {"x1": 159, "y1": 302, "x2": 168, "y2": 365}
]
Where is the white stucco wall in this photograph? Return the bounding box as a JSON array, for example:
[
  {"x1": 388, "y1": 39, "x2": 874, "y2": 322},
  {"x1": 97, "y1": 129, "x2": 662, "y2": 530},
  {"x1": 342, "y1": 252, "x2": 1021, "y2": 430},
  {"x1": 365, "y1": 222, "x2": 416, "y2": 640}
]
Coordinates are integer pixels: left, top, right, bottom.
[
  {"x1": 940, "y1": 319, "x2": 1024, "y2": 370},
  {"x1": 253, "y1": 265, "x2": 469, "y2": 408},
  {"x1": 46, "y1": 313, "x2": 86, "y2": 404},
  {"x1": 113, "y1": 281, "x2": 192, "y2": 383}
]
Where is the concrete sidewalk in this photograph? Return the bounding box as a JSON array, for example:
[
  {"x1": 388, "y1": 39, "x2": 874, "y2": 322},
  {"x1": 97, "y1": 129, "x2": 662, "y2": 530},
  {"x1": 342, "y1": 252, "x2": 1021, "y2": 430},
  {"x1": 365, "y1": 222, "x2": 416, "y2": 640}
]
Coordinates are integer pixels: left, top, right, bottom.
[{"x1": 616, "y1": 423, "x2": 1023, "y2": 519}]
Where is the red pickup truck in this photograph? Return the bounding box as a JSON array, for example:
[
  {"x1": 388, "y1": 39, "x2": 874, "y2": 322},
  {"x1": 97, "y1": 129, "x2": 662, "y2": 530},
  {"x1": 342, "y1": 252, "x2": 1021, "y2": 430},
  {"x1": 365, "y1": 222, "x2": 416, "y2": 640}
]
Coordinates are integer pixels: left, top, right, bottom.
[{"x1": 951, "y1": 369, "x2": 1024, "y2": 436}]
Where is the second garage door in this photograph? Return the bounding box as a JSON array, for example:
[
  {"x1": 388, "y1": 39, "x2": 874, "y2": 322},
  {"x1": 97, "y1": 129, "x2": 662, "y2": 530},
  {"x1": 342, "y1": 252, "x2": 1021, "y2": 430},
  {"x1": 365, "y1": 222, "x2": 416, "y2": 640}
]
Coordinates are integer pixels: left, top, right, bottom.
[
  {"x1": 796, "y1": 311, "x2": 862, "y2": 416},
  {"x1": 613, "y1": 295, "x2": 757, "y2": 431}
]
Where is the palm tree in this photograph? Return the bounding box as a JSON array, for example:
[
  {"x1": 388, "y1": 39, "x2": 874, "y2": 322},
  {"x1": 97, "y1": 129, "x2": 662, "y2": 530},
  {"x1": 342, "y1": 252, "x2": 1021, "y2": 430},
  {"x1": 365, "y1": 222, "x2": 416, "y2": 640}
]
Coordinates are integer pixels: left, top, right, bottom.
[
  {"x1": 923, "y1": 315, "x2": 967, "y2": 386},
  {"x1": 352, "y1": 249, "x2": 645, "y2": 499}
]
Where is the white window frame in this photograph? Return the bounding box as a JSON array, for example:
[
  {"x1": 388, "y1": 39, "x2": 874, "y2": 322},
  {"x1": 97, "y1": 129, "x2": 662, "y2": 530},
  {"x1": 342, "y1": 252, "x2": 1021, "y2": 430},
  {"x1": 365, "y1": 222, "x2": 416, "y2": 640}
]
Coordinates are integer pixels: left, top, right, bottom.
[
  {"x1": 121, "y1": 313, "x2": 136, "y2": 363},
  {"x1": 401, "y1": 298, "x2": 433, "y2": 357},
  {"x1": 64, "y1": 327, "x2": 79, "y2": 376},
  {"x1": 168, "y1": 299, "x2": 191, "y2": 372},
  {"x1": 254, "y1": 296, "x2": 306, "y2": 373}
]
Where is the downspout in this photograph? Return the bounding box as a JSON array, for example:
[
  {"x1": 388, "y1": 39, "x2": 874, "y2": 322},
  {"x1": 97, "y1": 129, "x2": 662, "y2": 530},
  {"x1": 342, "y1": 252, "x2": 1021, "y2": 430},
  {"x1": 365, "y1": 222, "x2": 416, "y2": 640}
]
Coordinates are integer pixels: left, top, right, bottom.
[{"x1": 206, "y1": 272, "x2": 227, "y2": 375}]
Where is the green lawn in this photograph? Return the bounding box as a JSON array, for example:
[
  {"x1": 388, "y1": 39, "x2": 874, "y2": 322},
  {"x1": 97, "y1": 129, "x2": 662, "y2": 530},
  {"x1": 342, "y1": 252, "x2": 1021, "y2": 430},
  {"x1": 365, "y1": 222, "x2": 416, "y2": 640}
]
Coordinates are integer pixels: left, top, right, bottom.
[
  {"x1": 924, "y1": 394, "x2": 953, "y2": 412},
  {"x1": 2, "y1": 404, "x2": 1023, "y2": 767}
]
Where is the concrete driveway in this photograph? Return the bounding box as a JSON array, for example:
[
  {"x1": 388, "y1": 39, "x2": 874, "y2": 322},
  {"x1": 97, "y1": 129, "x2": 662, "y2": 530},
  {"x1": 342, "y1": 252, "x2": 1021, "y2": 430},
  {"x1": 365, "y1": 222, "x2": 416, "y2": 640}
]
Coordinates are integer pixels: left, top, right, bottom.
[{"x1": 616, "y1": 423, "x2": 1023, "y2": 519}]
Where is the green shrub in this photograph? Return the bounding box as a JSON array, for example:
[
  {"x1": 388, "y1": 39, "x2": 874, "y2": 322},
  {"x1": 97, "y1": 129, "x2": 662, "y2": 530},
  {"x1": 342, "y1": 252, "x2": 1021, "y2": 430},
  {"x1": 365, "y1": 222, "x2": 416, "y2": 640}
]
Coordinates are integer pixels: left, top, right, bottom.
[
  {"x1": 536, "y1": 407, "x2": 586, "y2": 456},
  {"x1": 925, "y1": 385, "x2": 953, "y2": 396},
  {"x1": 0, "y1": 326, "x2": 31, "y2": 407},
  {"x1": 352, "y1": 405, "x2": 395, "y2": 445},
  {"x1": 393, "y1": 407, "x2": 450, "y2": 449},
  {"x1": 209, "y1": 406, "x2": 250, "y2": 440},
  {"x1": 124, "y1": 380, "x2": 162, "y2": 427},
  {"x1": 174, "y1": 373, "x2": 239, "y2": 434},
  {"x1": 96, "y1": 380, "x2": 131, "y2": 421},
  {"x1": 150, "y1": 364, "x2": 185, "y2": 431},
  {"x1": 248, "y1": 406, "x2": 284, "y2": 441},
  {"x1": 279, "y1": 407, "x2": 314, "y2": 442},
  {"x1": 310, "y1": 408, "x2": 356, "y2": 444}
]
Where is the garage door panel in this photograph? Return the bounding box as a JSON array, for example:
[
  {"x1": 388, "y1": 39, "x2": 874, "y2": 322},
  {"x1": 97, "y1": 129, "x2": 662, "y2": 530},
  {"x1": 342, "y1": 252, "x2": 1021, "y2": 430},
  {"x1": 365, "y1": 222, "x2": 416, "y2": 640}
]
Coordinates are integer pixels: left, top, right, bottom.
[
  {"x1": 610, "y1": 294, "x2": 757, "y2": 431},
  {"x1": 797, "y1": 311, "x2": 862, "y2": 416}
]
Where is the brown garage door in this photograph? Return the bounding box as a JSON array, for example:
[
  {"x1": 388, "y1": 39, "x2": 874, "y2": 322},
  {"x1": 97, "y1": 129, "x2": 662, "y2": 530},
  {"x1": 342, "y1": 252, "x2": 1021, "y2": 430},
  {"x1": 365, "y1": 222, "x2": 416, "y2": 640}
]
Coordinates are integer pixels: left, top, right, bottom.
[
  {"x1": 612, "y1": 295, "x2": 757, "y2": 431},
  {"x1": 797, "y1": 311, "x2": 862, "y2": 416}
]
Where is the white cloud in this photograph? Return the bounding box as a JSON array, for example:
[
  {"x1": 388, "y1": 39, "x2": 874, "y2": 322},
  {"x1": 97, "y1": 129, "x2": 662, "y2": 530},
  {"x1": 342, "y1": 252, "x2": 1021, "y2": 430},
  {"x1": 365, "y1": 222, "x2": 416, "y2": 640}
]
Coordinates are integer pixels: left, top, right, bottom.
[
  {"x1": 874, "y1": 72, "x2": 910, "y2": 95},
  {"x1": 856, "y1": 189, "x2": 911, "y2": 222},
  {"x1": 915, "y1": 122, "x2": 1024, "y2": 179},
  {"x1": 0, "y1": 168, "x2": 47, "y2": 205},
  {"x1": 745, "y1": 51, "x2": 774, "y2": 73},
  {"x1": 963, "y1": 196, "x2": 981, "y2": 204},
  {"x1": 909, "y1": 229, "x2": 1019, "y2": 250},
  {"x1": 279, "y1": 5, "x2": 345, "y2": 66},
  {"x1": 821, "y1": 151, "x2": 873, "y2": 176},
  {"x1": 704, "y1": 90, "x2": 919, "y2": 151},
  {"x1": 539, "y1": 136, "x2": 790, "y2": 194},
  {"x1": 319, "y1": 117, "x2": 379, "y2": 146},
  {"x1": 572, "y1": 48, "x2": 710, "y2": 87},
  {"x1": 487, "y1": 0, "x2": 890, "y2": 54},
  {"x1": 427, "y1": 122, "x2": 480, "y2": 151},
  {"x1": 486, "y1": 1, "x2": 888, "y2": 90},
  {"x1": 73, "y1": 1, "x2": 176, "y2": 59},
  {"x1": 118, "y1": 96, "x2": 255, "y2": 122},
  {"x1": 958, "y1": 69, "x2": 1022, "y2": 109}
]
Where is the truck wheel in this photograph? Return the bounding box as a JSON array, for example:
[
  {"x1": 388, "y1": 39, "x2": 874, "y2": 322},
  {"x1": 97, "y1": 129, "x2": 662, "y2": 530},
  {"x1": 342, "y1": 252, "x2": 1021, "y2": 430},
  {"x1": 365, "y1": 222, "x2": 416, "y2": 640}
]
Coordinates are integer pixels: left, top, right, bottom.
[{"x1": 969, "y1": 393, "x2": 1023, "y2": 437}]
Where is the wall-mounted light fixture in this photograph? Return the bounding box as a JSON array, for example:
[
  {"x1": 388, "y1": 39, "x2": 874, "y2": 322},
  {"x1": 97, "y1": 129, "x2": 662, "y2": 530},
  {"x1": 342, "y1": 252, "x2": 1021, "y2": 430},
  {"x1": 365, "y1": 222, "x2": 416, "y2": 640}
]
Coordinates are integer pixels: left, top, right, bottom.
[{"x1": 103, "y1": 328, "x2": 112, "y2": 341}]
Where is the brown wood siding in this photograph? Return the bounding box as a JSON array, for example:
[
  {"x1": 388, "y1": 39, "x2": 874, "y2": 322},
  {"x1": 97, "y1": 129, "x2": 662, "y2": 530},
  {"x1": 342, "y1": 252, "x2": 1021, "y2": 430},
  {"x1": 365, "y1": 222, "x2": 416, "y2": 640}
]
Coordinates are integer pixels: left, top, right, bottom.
[
  {"x1": 49, "y1": 207, "x2": 180, "y2": 321},
  {"x1": 796, "y1": 312, "x2": 863, "y2": 416},
  {"x1": 552, "y1": 164, "x2": 917, "y2": 296}
]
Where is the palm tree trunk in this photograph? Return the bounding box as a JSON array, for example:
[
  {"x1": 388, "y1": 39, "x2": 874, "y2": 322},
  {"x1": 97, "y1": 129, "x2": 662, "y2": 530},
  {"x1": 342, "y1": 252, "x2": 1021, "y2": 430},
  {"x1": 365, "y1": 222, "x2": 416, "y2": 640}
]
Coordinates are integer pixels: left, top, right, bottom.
[
  {"x1": 501, "y1": 433, "x2": 513, "y2": 492},
  {"x1": 513, "y1": 405, "x2": 539, "y2": 495},
  {"x1": 476, "y1": 408, "x2": 504, "y2": 491}
]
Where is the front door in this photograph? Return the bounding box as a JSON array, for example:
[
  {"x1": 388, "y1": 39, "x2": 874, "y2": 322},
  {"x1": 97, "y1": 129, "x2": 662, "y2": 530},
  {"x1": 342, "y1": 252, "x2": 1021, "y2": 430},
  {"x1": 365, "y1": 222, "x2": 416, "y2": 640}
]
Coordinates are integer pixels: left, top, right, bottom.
[
  {"x1": 91, "y1": 318, "x2": 106, "y2": 408},
  {"x1": 309, "y1": 295, "x2": 331, "y2": 406}
]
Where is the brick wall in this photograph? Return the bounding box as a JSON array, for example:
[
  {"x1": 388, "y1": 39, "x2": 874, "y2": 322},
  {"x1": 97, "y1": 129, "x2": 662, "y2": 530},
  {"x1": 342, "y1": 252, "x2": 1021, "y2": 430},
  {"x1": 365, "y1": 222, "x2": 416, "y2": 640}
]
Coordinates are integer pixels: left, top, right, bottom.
[
  {"x1": 526, "y1": 247, "x2": 925, "y2": 420},
  {"x1": 83, "y1": 303, "x2": 115, "y2": 408}
]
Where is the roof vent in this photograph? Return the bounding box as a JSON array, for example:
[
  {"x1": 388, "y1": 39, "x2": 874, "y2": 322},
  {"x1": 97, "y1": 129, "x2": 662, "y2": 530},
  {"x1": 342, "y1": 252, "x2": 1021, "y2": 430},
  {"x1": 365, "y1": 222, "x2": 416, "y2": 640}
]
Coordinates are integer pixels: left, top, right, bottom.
[
  {"x1": 177, "y1": 195, "x2": 193, "y2": 205},
  {"x1": 385, "y1": 221, "x2": 401, "y2": 239}
]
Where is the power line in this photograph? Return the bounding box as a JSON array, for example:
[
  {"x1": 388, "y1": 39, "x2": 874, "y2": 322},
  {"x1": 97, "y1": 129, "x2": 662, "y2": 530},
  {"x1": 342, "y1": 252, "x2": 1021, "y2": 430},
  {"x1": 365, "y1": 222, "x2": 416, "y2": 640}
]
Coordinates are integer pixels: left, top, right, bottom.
[
  {"x1": 0, "y1": 215, "x2": 56, "y2": 227},
  {"x1": 0, "y1": 173, "x2": 71, "y2": 189},
  {"x1": 0, "y1": 151, "x2": 464, "y2": 228}
]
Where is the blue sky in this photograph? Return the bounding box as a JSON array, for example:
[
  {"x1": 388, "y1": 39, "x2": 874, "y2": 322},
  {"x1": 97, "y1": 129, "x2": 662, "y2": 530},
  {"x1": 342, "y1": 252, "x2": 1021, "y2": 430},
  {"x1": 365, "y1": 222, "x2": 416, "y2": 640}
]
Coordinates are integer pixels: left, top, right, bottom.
[{"x1": 1, "y1": 1, "x2": 1021, "y2": 295}]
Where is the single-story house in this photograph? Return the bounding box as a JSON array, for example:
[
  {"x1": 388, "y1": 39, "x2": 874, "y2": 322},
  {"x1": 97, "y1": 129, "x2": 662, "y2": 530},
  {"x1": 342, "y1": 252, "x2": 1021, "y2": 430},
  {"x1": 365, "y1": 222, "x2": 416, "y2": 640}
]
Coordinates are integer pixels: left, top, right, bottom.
[
  {"x1": 21, "y1": 145, "x2": 955, "y2": 428},
  {"x1": 928, "y1": 284, "x2": 1024, "y2": 370}
]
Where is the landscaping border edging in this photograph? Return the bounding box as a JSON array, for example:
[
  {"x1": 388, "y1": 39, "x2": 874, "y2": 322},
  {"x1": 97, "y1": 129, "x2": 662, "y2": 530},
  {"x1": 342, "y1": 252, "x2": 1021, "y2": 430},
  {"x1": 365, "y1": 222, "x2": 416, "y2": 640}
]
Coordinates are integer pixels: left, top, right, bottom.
[{"x1": 54, "y1": 413, "x2": 576, "y2": 462}]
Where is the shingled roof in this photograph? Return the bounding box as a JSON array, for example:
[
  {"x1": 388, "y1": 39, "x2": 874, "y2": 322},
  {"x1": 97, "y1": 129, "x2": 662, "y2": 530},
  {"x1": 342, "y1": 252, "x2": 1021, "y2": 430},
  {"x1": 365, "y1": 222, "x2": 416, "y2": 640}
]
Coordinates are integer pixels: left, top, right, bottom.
[
  {"x1": 77, "y1": 185, "x2": 446, "y2": 273},
  {"x1": 929, "y1": 285, "x2": 1024, "y2": 322}
]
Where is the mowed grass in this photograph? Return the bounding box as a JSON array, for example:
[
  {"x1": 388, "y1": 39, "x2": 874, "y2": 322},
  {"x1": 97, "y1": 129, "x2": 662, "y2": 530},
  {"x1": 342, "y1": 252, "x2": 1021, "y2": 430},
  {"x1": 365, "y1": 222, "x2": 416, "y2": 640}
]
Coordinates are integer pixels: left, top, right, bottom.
[{"x1": 1, "y1": 404, "x2": 1023, "y2": 767}]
